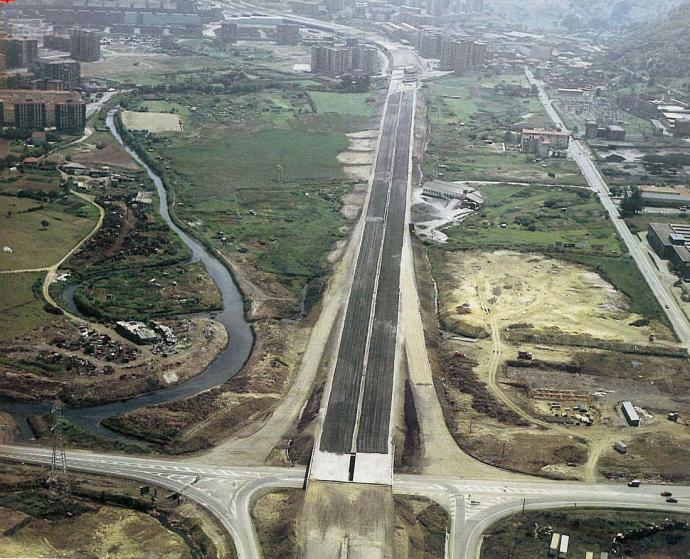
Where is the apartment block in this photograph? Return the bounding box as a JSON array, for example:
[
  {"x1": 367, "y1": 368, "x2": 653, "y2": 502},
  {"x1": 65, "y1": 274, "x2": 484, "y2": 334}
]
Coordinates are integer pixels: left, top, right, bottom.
[
  {"x1": 55, "y1": 100, "x2": 86, "y2": 132},
  {"x1": 32, "y1": 59, "x2": 81, "y2": 90},
  {"x1": 0, "y1": 38, "x2": 39, "y2": 69},
  {"x1": 70, "y1": 28, "x2": 101, "y2": 62}
]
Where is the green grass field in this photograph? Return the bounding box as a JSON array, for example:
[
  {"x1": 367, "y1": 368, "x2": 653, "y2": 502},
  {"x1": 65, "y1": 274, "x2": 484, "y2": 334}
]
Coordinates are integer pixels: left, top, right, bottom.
[
  {"x1": 74, "y1": 262, "x2": 222, "y2": 321},
  {"x1": 480, "y1": 508, "x2": 690, "y2": 559},
  {"x1": 0, "y1": 194, "x2": 99, "y2": 271},
  {"x1": 424, "y1": 74, "x2": 585, "y2": 185},
  {"x1": 441, "y1": 183, "x2": 667, "y2": 323},
  {"x1": 0, "y1": 272, "x2": 52, "y2": 340},
  {"x1": 0, "y1": 168, "x2": 61, "y2": 194},
  {"x1": 445, "y1": 184, "x2": 621, "y2": 253},
  {"x1": 132, "y1": 86, "x2": 370, "y2": 298},
  {"x1": 309, "y1": 91, "x2": 377, "y2": 118},
  {"x1": 625, "y1": 212, "x2": 690, "y2": 235}
]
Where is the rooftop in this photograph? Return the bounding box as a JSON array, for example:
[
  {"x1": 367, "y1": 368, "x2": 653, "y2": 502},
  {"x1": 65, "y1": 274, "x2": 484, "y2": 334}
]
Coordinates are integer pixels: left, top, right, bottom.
[{"x1": 521, "y1": 127, "x2": 569, "y2": 136}]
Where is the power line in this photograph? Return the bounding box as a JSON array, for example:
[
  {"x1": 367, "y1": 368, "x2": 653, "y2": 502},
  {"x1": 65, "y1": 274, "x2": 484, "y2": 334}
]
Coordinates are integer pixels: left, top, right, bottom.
[{"x1": 48, "y1": 397, "x2": 72, "y2": 513}]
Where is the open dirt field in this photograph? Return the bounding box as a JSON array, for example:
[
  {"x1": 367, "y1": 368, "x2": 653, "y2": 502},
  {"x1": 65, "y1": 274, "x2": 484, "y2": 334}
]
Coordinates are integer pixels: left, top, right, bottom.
[
  {"x1": 122, "y1": 110, "x2": 183, "y2": 133},
  {"x1": 598, "y1": 430, "x2": 690, "y2": 483},
  {"x1": 0, "y1": 317, "x2": 227, "y2": 408},
  {"x1": 426, "y1": 248, "x2": 689, "y2": 480},
  {"x1": 54, "y1": 130, "x2": 141, "y2": 172},
  {"x1": 252, "y1": 488, "x2": 448, "y2": 559},
  {"x1": 437, "y1": 251, "x2": 668, "y2": 346}
]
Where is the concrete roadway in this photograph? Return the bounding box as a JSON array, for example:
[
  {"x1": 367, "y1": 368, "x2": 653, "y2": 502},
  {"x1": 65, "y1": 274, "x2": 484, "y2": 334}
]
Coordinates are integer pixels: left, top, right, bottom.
[
  {"x1": 318, "y1": 91, "x2": 404, "y2": 454},
  {"x1": 526, "y1": 68, "x2": 690, "y2": 345},
  {"x1": 319, "y1": 88, "x2": 416, "y2": 459},
  {"x1": 3, "y1": 445, "x2": 690, "y2": 559}
]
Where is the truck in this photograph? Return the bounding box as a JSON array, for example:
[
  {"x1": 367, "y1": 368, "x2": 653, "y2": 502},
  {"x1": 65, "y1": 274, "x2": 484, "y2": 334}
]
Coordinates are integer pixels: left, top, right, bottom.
[
  {"x1": 548, "y1": 533, "x2": 560, "y2": 558},
  {"x1": 559, "y1": 534, "x2": 569, "y2": 558}
]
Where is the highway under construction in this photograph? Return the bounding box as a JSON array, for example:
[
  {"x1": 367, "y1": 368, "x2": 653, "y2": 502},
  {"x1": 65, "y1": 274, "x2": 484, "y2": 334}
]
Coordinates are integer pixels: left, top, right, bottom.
[{"x1": 311, "y1": 80, "x2": 416, "y2": 485}]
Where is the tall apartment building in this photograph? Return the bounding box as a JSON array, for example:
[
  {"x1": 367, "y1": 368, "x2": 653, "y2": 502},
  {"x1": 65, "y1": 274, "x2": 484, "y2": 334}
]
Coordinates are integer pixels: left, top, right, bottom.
[
  {"x1": 465, "y1": 0, "x2": 484, "y2": 12},
  {"x1": 0, "y1": 38, "x2": 39, "y2": 69},
  {"x1": 416, "y1": 28, "x2": 442, "y2": 58},
  {"x1": 311, "y1": 43, "x2": 377, "y2": 77},
  {"x1": 0, "y1": 90, "x2": 85, "y2": 132},
  {"x1": 55, "y1": 100, "x2": 86, "y2": 132},
  {"x1": 351, "y1": 45, "x2": 378, "y2": 73},
  {"x1": 440, "y1": 36, "x2": 487, "y2": 74},
  {"x1": 217, "y1": 22, "x2": 238, "y2": 44},
  {"x1": 15, "y1": 101, "x2": 47, "y2": 130},
  {"x1": 32, "y1": 59, "x2": 81, "y2": 90},
  {"x1": 275, "y1": 24, "x2": 300, "y2": 45},
  {"x1": 70, "y1": 28, "x2": 101, "y2": 62},
  {"x1": 428, "y1": 0, "x2": 449, "y2": 17},
  {"x1": 331, "y1": 47, "x2": 352, "y2": 76}
]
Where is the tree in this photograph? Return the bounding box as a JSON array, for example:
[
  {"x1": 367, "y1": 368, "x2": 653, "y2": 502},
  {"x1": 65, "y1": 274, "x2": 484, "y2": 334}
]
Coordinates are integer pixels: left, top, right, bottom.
[
  {"x1": 41, "y1": 219, "x2": 50, "y2": 229},
  {"x1": 620, "y1": 187, "x2": 643, "y2": 217}
]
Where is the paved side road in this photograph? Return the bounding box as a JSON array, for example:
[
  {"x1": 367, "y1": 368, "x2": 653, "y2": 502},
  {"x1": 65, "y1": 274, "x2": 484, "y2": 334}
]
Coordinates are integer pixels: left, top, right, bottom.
[
  {"x1": 2, "y1": 445, "x2": 689, "y2": 559},
  {"x1": 526, "y1": 68, "x2": 690, "y2": 346}
]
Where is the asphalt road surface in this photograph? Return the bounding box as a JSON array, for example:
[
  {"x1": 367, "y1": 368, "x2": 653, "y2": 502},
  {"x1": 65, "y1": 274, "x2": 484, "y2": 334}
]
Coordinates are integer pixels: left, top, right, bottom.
[
  {"x1": 320, "y1": 89, "x2": 415, "y2": 454},
  {"x1": 3, "y1": 445, "x2": 689, "y2": 559}
]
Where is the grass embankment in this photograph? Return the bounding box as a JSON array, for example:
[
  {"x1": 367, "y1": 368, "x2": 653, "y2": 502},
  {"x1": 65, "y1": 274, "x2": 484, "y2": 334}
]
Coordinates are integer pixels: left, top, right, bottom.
[
  {"x1": 127, "y1": 86, "x2": 377, "y2": 302},
  {"x1": 437, "y1": 182, "x2": 666, "y2": 324},
  {"x1": 424, "y1": 74, "x2": 586, "y2": 185},
  {"x1": 480, "y1": 508, "x2": 690, "y2": 559},
  {"x1": 27, "y1": 415, "x2": 149, "y2": 455},
  {"x1": 0, "y1": 193, "x2": 99, "y2": 271}
]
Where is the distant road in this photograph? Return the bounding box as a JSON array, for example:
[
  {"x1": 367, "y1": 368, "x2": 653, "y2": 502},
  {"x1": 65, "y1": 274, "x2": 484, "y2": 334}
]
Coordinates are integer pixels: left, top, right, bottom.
[{"x1": 526, "y1": 68, "x2": 690, "y2": 346}]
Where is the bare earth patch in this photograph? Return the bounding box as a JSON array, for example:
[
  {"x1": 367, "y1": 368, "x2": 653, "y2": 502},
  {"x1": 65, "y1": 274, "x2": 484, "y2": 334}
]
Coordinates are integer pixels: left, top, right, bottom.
[
  {"x1": 122, "y1": 111, "x2": 182, "y2": 133},
  {"x1": 438, "y1": 250, "x2": 664, "y2": 345}
]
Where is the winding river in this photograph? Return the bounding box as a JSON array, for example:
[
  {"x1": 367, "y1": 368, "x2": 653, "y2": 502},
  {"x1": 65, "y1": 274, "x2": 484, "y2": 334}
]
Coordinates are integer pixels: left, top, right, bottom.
[{"x1": 3, "y1": 111, "x2": 254, "y2": 441}]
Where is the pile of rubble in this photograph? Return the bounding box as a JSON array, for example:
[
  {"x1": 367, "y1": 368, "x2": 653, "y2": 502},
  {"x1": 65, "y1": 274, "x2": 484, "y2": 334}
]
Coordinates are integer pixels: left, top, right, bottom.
[{"x1": 53, "y1": 326, "x2": 139, "y2": 363}]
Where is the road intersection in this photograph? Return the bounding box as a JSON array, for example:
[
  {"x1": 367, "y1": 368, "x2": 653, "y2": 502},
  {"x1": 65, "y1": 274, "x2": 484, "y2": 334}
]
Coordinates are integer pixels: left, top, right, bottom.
[
  {"x1": 1, "y1": 13, "x2": 688, "y2": 559},
  {"x1": 2, "y1": 444, "x2": 689, "y2": 559}
]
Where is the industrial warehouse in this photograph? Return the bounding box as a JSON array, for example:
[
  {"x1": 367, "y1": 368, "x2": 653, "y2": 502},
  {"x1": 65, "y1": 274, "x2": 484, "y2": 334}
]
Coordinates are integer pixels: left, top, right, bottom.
[{"x1": 647, "y1": 222, "x2": 690, "y2": 279}]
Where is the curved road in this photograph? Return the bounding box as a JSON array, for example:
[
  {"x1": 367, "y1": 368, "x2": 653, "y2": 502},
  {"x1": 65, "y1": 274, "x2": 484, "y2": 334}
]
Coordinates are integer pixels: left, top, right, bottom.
[{"x1": 2, "y1": 444, "x2": 689, "y2": 559}]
